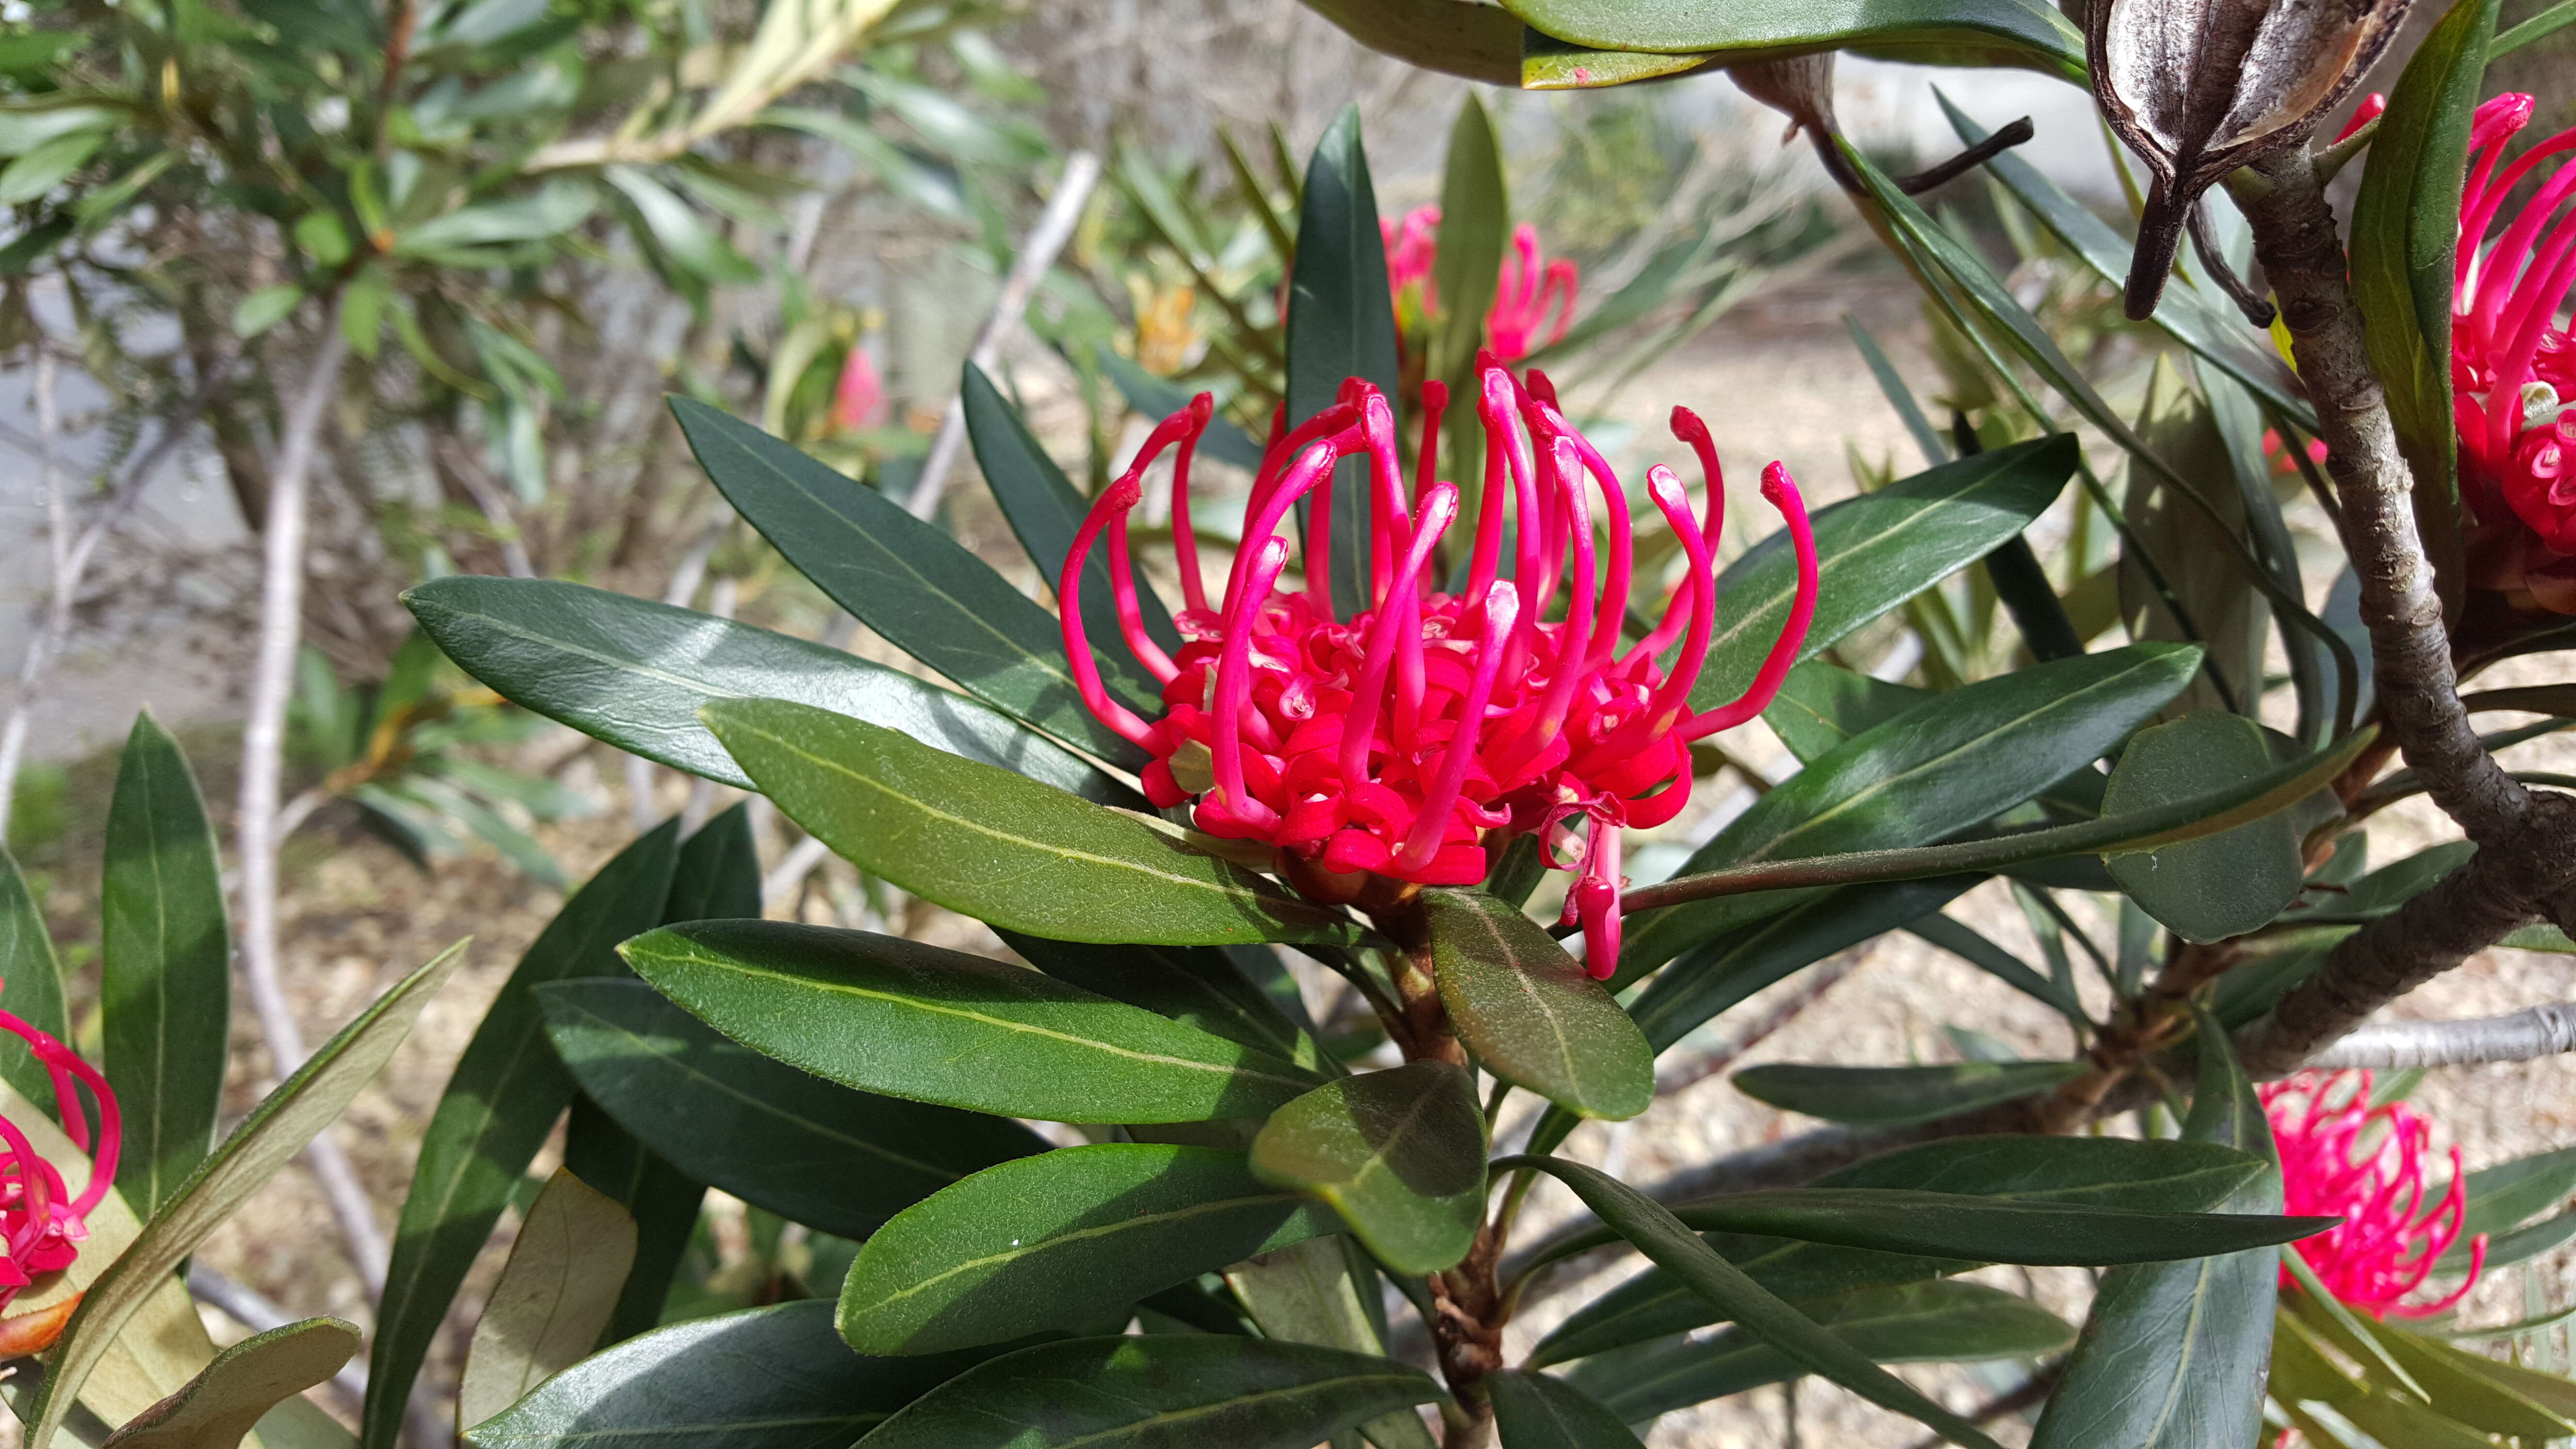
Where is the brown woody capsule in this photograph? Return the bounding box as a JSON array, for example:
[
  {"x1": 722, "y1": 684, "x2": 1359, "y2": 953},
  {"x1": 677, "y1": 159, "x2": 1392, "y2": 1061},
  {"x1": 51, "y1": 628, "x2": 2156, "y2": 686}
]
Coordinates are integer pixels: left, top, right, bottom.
[{"x1": 2089, "y1": 0, "x2": 2411, "y2": 319}]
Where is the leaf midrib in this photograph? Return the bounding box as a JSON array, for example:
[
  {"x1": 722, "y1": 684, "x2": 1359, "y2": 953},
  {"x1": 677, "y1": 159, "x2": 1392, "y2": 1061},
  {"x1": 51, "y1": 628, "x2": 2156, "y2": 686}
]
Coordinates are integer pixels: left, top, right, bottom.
[
  {"x1": 956, "y1": 1374, "x2": 1428, "y2": 1449},
  {"x1": 854, "y1": 1191, "x2": 1307, "y2": 1314},
  {"x1": 1448, "y1": 902, "x2": 1586, "y2": 1103}
]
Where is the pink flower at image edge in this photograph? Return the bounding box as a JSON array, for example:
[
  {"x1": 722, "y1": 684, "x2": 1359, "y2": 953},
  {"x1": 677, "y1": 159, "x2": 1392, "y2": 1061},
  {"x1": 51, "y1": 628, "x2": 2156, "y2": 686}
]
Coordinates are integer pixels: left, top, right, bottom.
[
  {"x1": 2263, "y1": 1070, "x2": 2483, "y2": 1317},
  {"x1": 0, "y1": 996, "x2": 119, "y2": 1352},
  {"x1": 1057, "y1": 357, "x2": 1816, "y2": 979},
  {"x1": 1379, "y1": 208, "x2": 1580, "y2": 365}
]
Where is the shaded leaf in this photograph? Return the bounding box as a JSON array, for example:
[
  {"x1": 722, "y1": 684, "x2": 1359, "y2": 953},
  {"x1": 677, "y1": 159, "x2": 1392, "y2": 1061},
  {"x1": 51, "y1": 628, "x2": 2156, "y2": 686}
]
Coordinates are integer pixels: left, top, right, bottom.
[
  {"x1": 1735, "y1": 1060, "x2": 2084, "y2": 1127},
  {"x1": 623, "y1": 919, "x2": 1319, "y2": 1124},
  {"x1": 1503, "y1": 0, "x2": 2085, "y2": 79},
  {"x1": 1485, "y1": 1371, "x2": 1642, "y2": 1449},
  {"x1": 1250, "y1": 1062, "x2": 1485, "y2": 1274},
  {"x1": 459, "y1": 1171, "x2": 637, "y2": 1432},
  {"x1": 103, "y1": 1318, "x2": 361, "y2": 1449},
  {"x1": 0, "y1": 845, "x2": 69, "y2": 1111},
  {"x1": 2104, "y1": 712, "x2": 2309, "y2": 942},
  {"x1": 998, "y1": 929, "x2": 1323, "y2": 1073},
  {"x1": 837, "y1": 1143, "x2": 1338, "y2": 1355},
  {"x1": 1423, "y1": 889, "x2": 1650, "y2": 1120}
]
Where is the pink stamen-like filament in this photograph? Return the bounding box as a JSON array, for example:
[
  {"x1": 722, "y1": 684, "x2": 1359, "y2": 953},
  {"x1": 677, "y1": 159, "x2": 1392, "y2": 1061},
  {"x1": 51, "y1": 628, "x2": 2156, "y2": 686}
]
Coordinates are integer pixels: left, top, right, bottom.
[
  {"x1": 1685, "y1": 463, "x2": 1818, "y2": 740},
  {"x1": 1638, "y1": 466, "x2": 1718, "y2": 733},
  {"x1": 1106, "y1": 507, "x2": 1177, "y2": 684},
  {"x1": 1211, "y1": 537, "x2": 1291, "y2": 834},
  {"x1": 1397, "y1": 581, "x2": 1519, "y2": 870},
  {"x1": 1058, "y1": 478, "x2": 1162, "y2": 749},
  {"x1": 1341, "y1": 485, "x2": 1463, "y2": 788},
  {"x1": 1169, "y1": 394, "x2": 1215, "y2": 613}
]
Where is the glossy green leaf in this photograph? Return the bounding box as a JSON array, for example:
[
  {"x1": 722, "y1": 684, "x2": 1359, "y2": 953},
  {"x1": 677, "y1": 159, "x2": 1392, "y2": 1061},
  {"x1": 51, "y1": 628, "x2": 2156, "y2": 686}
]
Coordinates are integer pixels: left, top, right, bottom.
[
  {"x1": 542, "y1": 977, "x2": 1047, "y2": 1238},
  {"x1": 404, "y1": 576, "x2": 1134, "y2": 806},
  {"x1": 462, "y1": 1301, "x2": 997, "y2": 1449},
  {"x1": 1734, "y1": 1060, "x2": 2083, "y2": 1127},
  {"x1": 366, "y1": 823, "x2": 682, "y2": 1449},
  {"x1": 1427, "y1": 94, "x2": 1507, "y2": 389},
  {"x1": 2104, "y1": 713, "x2": 2309, "y2": 943},
  {"x1": 1692, "y1": 436, "x2": 2075, "y2": 713},
  {"x1": 32, "y1": 943, "x2": 466, "y2": 1449},
  {"x1": 1250, "y1": 1062, "x2": 1485, "y2": 1274},
  {"x1": 1909, "y1": 913, "x2": 2088, "y2": 1022},
  {"x1": 1530, "y1": 1136, "x2": 2264, "y2": 1367},
  {"x1": 669, "y1": 396, "x2": 1156, "y2": 766},
  {"x1": 1485, "y1": 1372, "x2": 1641, "y2": 1449},
  {"x1": 852, "y1": 1335, "x2": 1444, "y2": 1449},
  {"x1": 0, "y1": 845, "x2": 69, "y2": 1111},
  {"x1": 838, "y1": 1143, "x2": 1339, "y2": 1355},
  {"x1": 2459, "y1": 1142, "x2": 2576, "y2": 1241},
  {"x1": 1423, "y1": 889, "x2": 1650, "y2": 1120},
  {"x1": 1762, "y1": 663, "x2": 1931, "y2": 766},
  {"x1": 1934, "y1": 92, "x2": 2309, "y2": 427},
  {"x1": 1501, "y1": 1155, "x2": 2007, "y2": 1449},
  {"x1": 2029, "y1": 1006, "x2": 2280, "y2": 1449},
  {"x1": 1499, "y1": 0, "x2": 2084, "y2": 78},
  {"x1": 1285, "y1": 104, "x2": 1400, "y2": 621},
  {"x1": 100, "y1": 712, "x2": 231, "y2": 1219},
  {"x1": 624, "y1": 919, "x2": 1319, "y2": 1124},
  {"x1": 1570, "y1": 1280, "x2": 2068, "y2": 1422},
  {"x1": 1626, "y1": 643, "x2": 2200, "y2": 977},
  {"x1": 1297, "y1": 0, "x2": 1523, "y2": 84},
  {"x1": 998, "y1": 929, "x2": 1323, "y2": 1073},
  {"x1": 102, "y1": 1317, "x2": 361, "y2": 1449},
  {"x1": 1222, "y1": 1240, "x2": 1438, "y2": 1449},
  {"x1": 458, "y1": 1170, "x2": 638, "y2": 1432},
  {"x1": 963, "y1": 361, "x2": 1179, "y2": 657},
  {"x1": 704, "y1": 699, "x2": 1359, "y2": 947},
  {"x1": 2350, "y1": 0, "x2": 2497, "y2": 601},
  {"x1": 1633, "y1": 877, "x2": 1980, "y2": 1054}
]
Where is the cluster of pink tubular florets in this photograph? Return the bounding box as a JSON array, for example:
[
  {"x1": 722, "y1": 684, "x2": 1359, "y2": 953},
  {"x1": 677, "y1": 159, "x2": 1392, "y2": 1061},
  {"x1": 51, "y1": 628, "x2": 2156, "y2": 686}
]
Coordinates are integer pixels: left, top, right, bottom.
[
  {"x1": 2262, "y1": 1070, "x2": 2483, "y2": 1318},
  {"x1": 1381, "y1": 208, "x2": 1579, "y2": 366},
  {"x1": 2456, "y1": 93, "x2": 2576, "y2": 606},
  {"x1": 0, "y1": 998, "x2": 118, "y2": 1315},
  {"x1": 1058, "y1": 356, "x2": 1817, "y2": 979}
]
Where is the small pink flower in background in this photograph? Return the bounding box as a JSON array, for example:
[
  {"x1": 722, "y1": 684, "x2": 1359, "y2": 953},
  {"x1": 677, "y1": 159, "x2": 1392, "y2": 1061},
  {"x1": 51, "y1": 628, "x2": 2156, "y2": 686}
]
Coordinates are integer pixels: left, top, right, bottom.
[
  {"x1": 2334, "y1": 92, "x2": 2387, "y2": 144},
  {"x1": 2262, "y1": 1070, "x2": 2482, "y2": 1317},
  {"x1": 0, "y1": 999, "x2": 119, "y2": 1349},
  {"x1": 1376, "y1": 209, "x2": 1581, "y2": 365},
  {"x1": 831, "y1": 344, "x2": 887, "y2": 434},
  {"x1": 2261, "y1": 427, "x2": 2330, "y2": 476},
  {"x1": 2454, "y1": 92, "x2": 2576, "y2": 610},
  {"x1": 1058, "y1": 357, "x2": 1815, "y2": 978}
]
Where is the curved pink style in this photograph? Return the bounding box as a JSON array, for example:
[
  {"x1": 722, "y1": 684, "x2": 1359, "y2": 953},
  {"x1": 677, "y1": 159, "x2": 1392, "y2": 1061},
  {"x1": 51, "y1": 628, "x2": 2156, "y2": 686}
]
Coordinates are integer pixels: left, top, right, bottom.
[
  {"x1": 2262, "y1": 1070, "x2": 2483, "y2": 1317},
  {"x1": 2454, "y1": 92, "x2": 2576, "y2": 603},
  {"x1": 1378, "y1": 209, "x2": 1580, "y2": 365},
  {"x1": 1058, "y1": 358, "x2": 1816, "y2": 978},
  {"x1": 0, "y1": 993, "x2": 119, "y2": 1319}
]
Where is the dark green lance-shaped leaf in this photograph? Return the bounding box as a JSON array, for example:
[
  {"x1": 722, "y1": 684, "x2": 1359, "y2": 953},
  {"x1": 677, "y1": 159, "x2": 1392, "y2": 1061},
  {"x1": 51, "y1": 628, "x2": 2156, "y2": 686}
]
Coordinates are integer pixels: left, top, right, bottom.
[
  {"x1": 1529, "y1": 1136, "x2": 2264, "y2": 1367},
  {"x1": 102, "y1": 1317, "x2": 361, "y2": 1449},
  {"x1": 1486, "y1": 1372, "x2": 1642, "y2": 1449},
  {"x1": 1250, "y1": 1062, "x2": 1486, "y2": 1274},
  {"x1": 838, "y1": 1144, "x2": 1340, "y2": 1356},
  {"x1": 0, "y1": 845, "x2": 68, "y2": 1112},
  {"x1": 998, "y1": 929, "x2": 1323, "y2": 1073},
  {"x1": 1423, "y1": 889, "x2": 1650, "y2": 1120},
  {"x1": 1692, "y1": 436, "x2": 2075, "y2": 713},
  {"x1": 1626, "y1": 643, "x2": 2200, "y2": 978},
  {"x1": 668, "y1": 396, "x2": 1156, "y2": 766},
  {"x1": 1911, "y1": 913, "x2": 2089, "y2": 1023},
  {"x1": 2029, "y1": 1005, "x2": 2282, "y2": 1449},
  {"x1": 1633, "y1": 877, "x2": 1979, "y2": 1054},
  {"x1": 403, "y1": 576, "x2": 1134, "y2": 806},
  {"x1": 2350, "y1": 0, "x2": 2497, "y2": 603},
  {"x1": 2104, "y1": 712, "x2": 2309, "y2": 943},
  {"x1": 100, "y1": 712, "x2": 231, "y2": 1220},
  {"x1": 705, "y1": 700, "x2": 1360, "y2": 948},
  {"x1": 1499, "y1": 1155, "x2": 2008, "y2": 1449},
  {"x1": 1735, "y1": 1061, "x2": 2085, "y2": 1127},
  {"x1": 1565, "y1": 1281, "x2": 2072, "y2": 1422},
  {"x1": 623, "y1": 919, "x2": 1319, "y2": 1124},
  {"x1": 2458, "y1": 1142, "x2": 2576, "y2": 1241},
  {"x1": 1934, "y1": 91, "x2": 2309, "y2": 427},
  {"x1": 32, "y1": 943, "x2": 466, "y2": 1449},
  {"x1": 852, "y1": 1335, "x2": 1445, "y2": 1449},
  {"x1": 1285, "y1": 104, "x2": 1400, "y2": 621},
  {"x1": 365, "y1": 822, "x2": 681, "y2": 1449},
  {"x1": 540, "y1": 978, "x2": 1047, "y2": 1239},
  {"x1": 963, "y1": 362, "x2": 1179, "y2": 658},
  {"x1": 1428, "y1": 95, "x2": 1507, "y2": 390},
  {"x1": 1499, "y1": 0, "x2": 2086, "y2": 79},
  {"x1": 1298, "y1": 0, "x2": 1524, "y2": 84},
  {"x1": 463, "y1": 1301, "x2": 1001, "y2": 1449},
  {"x1": 1763, "y1": 662, "x2": 1931, "y2": 766}
]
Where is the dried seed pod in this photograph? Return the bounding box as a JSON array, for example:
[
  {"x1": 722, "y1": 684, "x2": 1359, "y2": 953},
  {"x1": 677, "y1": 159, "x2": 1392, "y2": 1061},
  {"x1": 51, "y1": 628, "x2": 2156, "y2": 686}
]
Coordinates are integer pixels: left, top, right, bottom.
[
  {"x1": 1730, "y1": 54, "x2": 1859, "y2": 191},
  {"x1": 2090, "y1": 0, "x2": 2412, "y2": 319}
]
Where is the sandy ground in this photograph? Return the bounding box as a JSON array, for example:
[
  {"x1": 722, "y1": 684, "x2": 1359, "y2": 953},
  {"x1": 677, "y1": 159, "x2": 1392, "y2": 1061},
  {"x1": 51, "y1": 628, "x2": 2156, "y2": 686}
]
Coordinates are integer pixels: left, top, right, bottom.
[{"x1": 14, "y1": 267, "x2": 2576, "y2": 1448}]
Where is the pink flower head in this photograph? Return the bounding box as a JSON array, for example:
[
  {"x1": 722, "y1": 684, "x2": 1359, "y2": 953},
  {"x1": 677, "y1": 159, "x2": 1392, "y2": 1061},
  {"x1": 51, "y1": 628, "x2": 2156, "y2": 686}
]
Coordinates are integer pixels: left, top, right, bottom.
[
  {"x1": 1376, "y1": 212, "x2": 1581, "y2": 365},
  {"x1": 1487, "y1": 225, "x2": 1579, "y2": 364},
  {"x1": 2261, "y1": 1070, "x2": 2482, "y2": 1318},
  {"x1": 830, "y1": 345, "x2": 886, "y2": 434},
  {"x1": 1058, "y1": 358, "x2": 1817, "y2": 978},
  {"x1": 2455, "y1": 93, "x2": 2576, "y2": 571},
  {"x1": 0, "y1": 998, "x2": 118, "y2": 1326}
]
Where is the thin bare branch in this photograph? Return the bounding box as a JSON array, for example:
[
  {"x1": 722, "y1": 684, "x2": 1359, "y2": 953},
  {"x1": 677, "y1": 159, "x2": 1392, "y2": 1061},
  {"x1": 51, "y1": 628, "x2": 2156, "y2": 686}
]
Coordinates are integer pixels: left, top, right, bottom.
[{"x1": 2303, "y1": 1003, "x2": 2576, "y2": 1070}]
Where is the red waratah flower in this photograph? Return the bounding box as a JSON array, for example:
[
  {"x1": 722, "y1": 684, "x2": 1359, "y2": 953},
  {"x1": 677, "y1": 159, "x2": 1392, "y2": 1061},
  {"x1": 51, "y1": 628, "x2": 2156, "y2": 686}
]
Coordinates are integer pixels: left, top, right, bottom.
[
  {"x1": 2262, "y1": 1070, "x2": 2482, "y2": 1318},
  {"x1": 2456, "y1": 92, "x2": 2576, "y2": 609},
  {"x1": 1376, "y1": 208, "x2": 1580, "y2": 366},
  {"x1": 0, "y1": 999, "x2": 119, "y2": 1350},
  {"x1": 1058, "y1": 357, "x2": 1816, "y2": 979}
]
